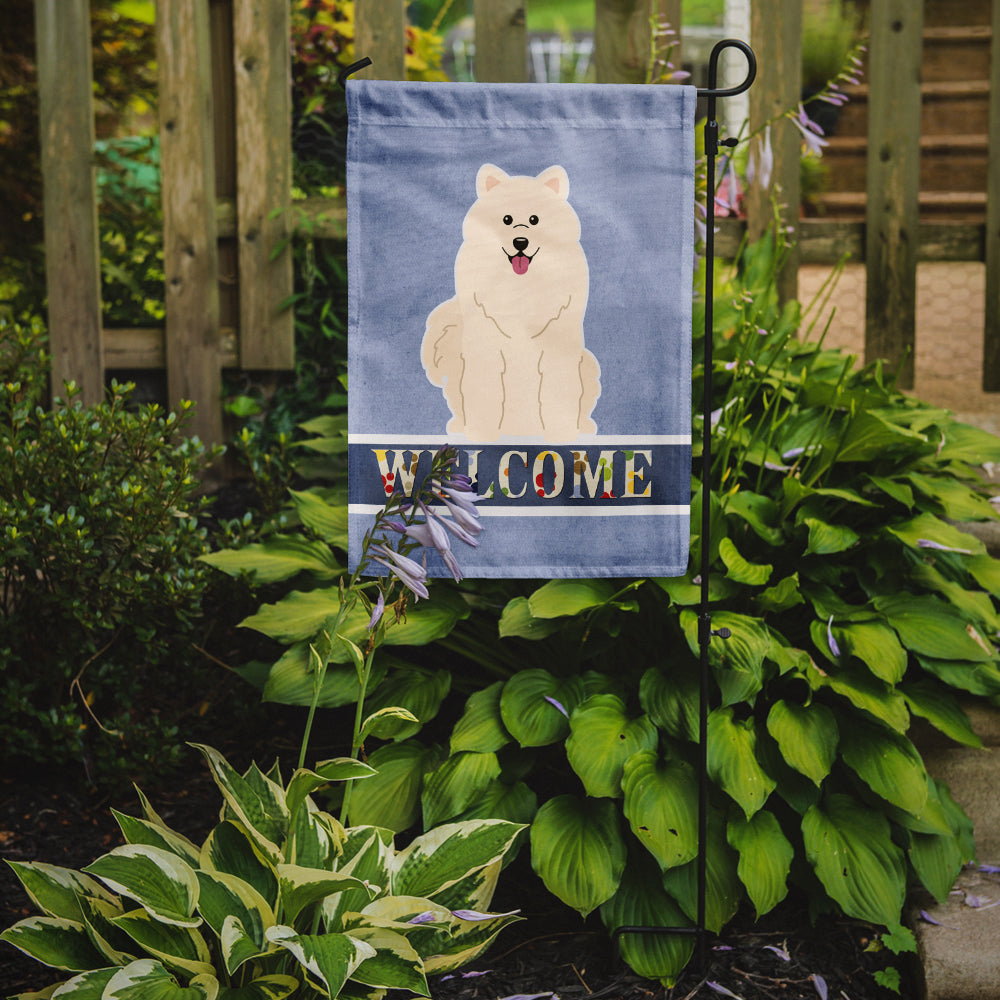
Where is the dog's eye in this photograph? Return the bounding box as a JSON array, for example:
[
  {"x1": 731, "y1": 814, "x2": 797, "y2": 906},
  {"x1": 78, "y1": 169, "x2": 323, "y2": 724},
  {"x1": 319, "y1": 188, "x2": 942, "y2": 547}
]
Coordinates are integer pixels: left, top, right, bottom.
[
  {"x1": 502, "y1": 215, "x2": 513, "y2": 226},
  {"x1": 529, "y1": 215, "x2": 539, "y2": 225}
]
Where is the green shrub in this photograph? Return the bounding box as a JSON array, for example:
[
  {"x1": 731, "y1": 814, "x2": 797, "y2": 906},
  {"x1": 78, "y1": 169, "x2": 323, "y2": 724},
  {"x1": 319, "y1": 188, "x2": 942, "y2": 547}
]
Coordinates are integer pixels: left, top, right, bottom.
[
  {"x1": 1, "y1": 743, "x2": 524, "y2": 997},
  {"x1": 0, "y1": 317, "x2": 220, "y2": 783}
]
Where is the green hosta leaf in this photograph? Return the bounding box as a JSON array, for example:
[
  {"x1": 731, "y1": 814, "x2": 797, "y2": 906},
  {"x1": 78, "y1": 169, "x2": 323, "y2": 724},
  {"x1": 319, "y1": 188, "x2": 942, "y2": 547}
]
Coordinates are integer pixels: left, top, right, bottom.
[
  {"x1": 809, "y1": 661, "x2": 910, "y2": 732},
  {"x1": 935, "y1": 421, "x2": 1000, "y2": 464},
  {"x1": 906, "y1": 472, "x2": 998, "y2": 522},
  {"x1": 530, "y1": 795, "x2": 626, "y2": 917},
  {"x1": 911, "y1": 562, "x2": 1000, "y2": 632},
  {"x1": 835, "y1": 410, "x2": 927, "y2": 463},
  {"x1": 277, "y1": 865, "x2": 374, "y2": 925},
  {"x1": 216, "y1": 976, "x2": 299, "y2": 1000},
  {"x1": 707, "y1": 707, "x2": 776, "y2": 818},
  {"x1": 285, "y1": 759, "x2": 376, "y2": 822},
  {"x1": 803, "y1": 517, "x2": 859, "y2": 556},
  {"x1": 195, "y1": 871, "x2": 273, "y2": 974},
  {"x1": 527, "y1": 579, "x2": 616, "y2": 618},
  {"x1": 5, "y1": 862, "x2": 118, "y2": 923},
  {"x1": 661, "y1": 810, "x2": 741, "y2": 933},
  {"x1": 0, "y1": 916, "x2": 107, "y2": 971},
  {"x1": 727, "y1": 811, "x2": 793, "y2": 917},
  {"x1": 265, "y1": 926, "x2": 375, "y2": 998},
  {"x1": 765, "y1": 700, "x2": 838, "y2": 786},
  {"x1": 866, "y1": 474, "x2": 914, "y2": 509},
  {"x1": 967, "y1": 553, "x2": 1000, "y2": 597},
  {"x1": 360, "y1": 706, "x2": 421, "y2": 742},
  {"x1": 901, "y1": 680, "x2": 982, "y2": 748},
  {"x1": 718, "y1": 537, "x2": 772, "y2": 586},
  {"x1": 103, "y1": 959, "x2": 218, "y2": 1000},
  {"x1": 839, "y1": 718, "x2": 929, "y2": 816},
  {"x1": 497, "y1": 596, "x2": 564, "y2": 639},
  {"x1": 288, "y1": 488, "x2": 349, "y2": 547},
  {"x1": 680, "y1": 610, "x2": 770, "y2": 706},
  {"x1": 755, "y1": 573, "x2": 804, "y2": 614},
  {"x1": 450, "y1": 682, "x2": 511, "y2": 754},
  {"x1": 639, "y1": 664, "x2": 699, "y2": 742},
  {"x1": 802, "y1": 793, "x2": 906, "y2": 926},
  {"x1": 112, "y1": 812, "x2": 201, "y2": 868},
  {"x1": 200, "y1": 535, "x2": 341, "y2": 584},
  {"x1": 621, "y1": 751, "x2": 698, "y2": 871},
  {"x1": 83, "y1": 846, "x2": 200, "y2": 928},
  {"x1": 599, "y1": 853, "x2": 694, "y2": 987},
  {"x1": 874, "y1": 594, "x2": 995, "y2": 662},
  {"x1": 916, "y1": 655, "x2": 1000, "y2": 697},
  {"x1": 835, "y1": 621, "x2": 907, "y2": 684},
  {"x1": 565, "y1": 695, "x2": 658, "y2": 798},
  {"x1": 421, "y1": 751, "x2": 502, "y2": 828},
  {"x1": 393, "y1": 820, "x2": 524, "y2": 901},
  {"x1": 909, "y1": 815, "x2": 966, "y2": 906},
  {"x1": 347, "y1": 740, "x2": 442, "y2": 832},
  {"x1": 260, "y1": 643, "x2": 388, "y2": 709},
  {"x1": 346, "y1": 926, "x2": 428, "y2": 994},
  {"x1": 499, "y1": 670, "x2": 584, "y2": 747},
  {"x1": 111, "y1": 908, "x2": 214, "y2": 978},
  {"x1": 191, "y1": 746, "x2": 287, "y2": 862},
  {"x1": 654, "y1": 572, "x2": 737, "y2": 606},
  {"x1": 885, "y1": 512, "x2": 985, "y2": 556},
  {"x1": 362, "y1": 666, "x2": 451, "y2": 740},
  {"x1": 453, "y1": 779, "x2": 538, "y2": 827},
  {"x1": 200, "y1": 822, "x2": 278, "y2": 910},
  {"x1": 724, "y1": 490, "x2": 784, "y2": 545}
]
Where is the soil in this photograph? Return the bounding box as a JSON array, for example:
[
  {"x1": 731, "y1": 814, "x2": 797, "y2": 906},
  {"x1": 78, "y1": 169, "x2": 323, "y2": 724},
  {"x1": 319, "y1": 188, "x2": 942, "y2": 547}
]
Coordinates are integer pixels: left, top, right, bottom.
[{"x1": 0, "y1": 734, "x2": 913, "y2": 1000}]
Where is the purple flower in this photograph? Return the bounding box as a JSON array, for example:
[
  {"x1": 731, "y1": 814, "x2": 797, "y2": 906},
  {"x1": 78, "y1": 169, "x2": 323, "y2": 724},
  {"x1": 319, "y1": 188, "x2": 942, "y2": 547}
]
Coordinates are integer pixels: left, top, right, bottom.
[
  {"x1": 811, "y1": 974, "x2": 828, "y2": 1000},
  {"x1": 439, "y1": 495, "x2": 482, "y2": 537},
  {"x1": 827, "y1": 616, "x2": 841, "y2": 658},
  {"x1": 371, "y1": 544, "x2": 429, "y2": 600},
  {"x1": 917, "y1": 538, "x2": 973, "y2": 554},
  {"x1": 544, "y1": 695, "x2": 569, "y2": 718},
  {"x1": 747, "y1": 125, "x2": 773, "y2": 190},
  {"x1": 706, "y1": 983, "x2": 742, "y2": 999},
  {"x1": 791, "y1": 104, "x2": 829, "y2": 156},
  {"x1": 763, "y1": 944, "x2": 790, "y2": 961},
  {"x1": 451, "y1": 908, "x2": 520, "y2": 921},
  {"x1": 367, "y1": 591, "x2": 385, "y2": 631},
  {"x1": 407, "y1": 911, "x2": 438, "y2": 925}
]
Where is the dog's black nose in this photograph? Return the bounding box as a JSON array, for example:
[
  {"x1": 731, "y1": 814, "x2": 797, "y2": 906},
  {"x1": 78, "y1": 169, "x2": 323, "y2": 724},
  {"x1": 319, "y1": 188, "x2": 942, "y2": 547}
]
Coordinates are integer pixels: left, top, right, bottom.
[{"x1": 512, "y1": 237, "x2": 529, "y2": 253}]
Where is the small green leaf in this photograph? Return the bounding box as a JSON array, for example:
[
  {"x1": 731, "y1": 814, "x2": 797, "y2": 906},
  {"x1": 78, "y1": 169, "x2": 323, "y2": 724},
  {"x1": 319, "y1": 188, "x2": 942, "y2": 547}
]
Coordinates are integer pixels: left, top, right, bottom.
[
  {"x1": 450, "y1": 682, "x2": 511, "y2": 754},
  {"x1": 498, "y1": 597, "x2": 564, "y2": 639},
  {"x1": 639, "y1": 664, "x2": 699, "y2": 743},
  {"x1": 288, "y1": 488, "x2": 348, "y2": 547},
  {"x1": 200, "y1": 536, "x2": 341, "y2": 584},
  {"x1": 530, "y1": 795, "x2": 626, "y2": 917},
  {"x1": 719, "y1": 537, "x2": 773, "y2": 585},
  {"x1": 527, "y1": 579, "x2": 616, "y2": 618},
  {"x1": 900, "y1": 680, "x2": 982, "y2": 748},
  {"x1": 727, "y1": 811, "x2": 793, "y2": 917},
  {"x1": 421, "y1": 751, "x2": 502, "y2": 828},
  {"x1": 765, "y1": 700, "x2": 838, "y2": 786},
  {"x1": 874, "y1": 594, "x2": 995, "y2": 663},
  {"x1": 499, "y1": 670, "x2": 583, "y2": 747},
  {"x1": 839, "y1": 718, "x2": 929, "y2": 817},
  {"x1": 707, "y1": 707, "x2": 776, "y2": 818},
  {"x1": 347, "y1": 740, "x2": 442, "y2": 832}
]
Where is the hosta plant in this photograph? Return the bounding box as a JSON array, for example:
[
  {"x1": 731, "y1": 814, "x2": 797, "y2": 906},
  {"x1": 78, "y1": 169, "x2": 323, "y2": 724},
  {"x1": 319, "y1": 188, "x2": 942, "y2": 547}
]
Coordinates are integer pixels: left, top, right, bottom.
[{"x1": 1, "y1": 743, "x2": 523, "y2": 999}]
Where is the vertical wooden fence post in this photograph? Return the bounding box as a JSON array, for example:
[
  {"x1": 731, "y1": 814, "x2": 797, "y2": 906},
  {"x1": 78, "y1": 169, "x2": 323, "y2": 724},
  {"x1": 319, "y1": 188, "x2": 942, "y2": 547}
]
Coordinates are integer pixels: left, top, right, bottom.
[
  {"x1": 474, "y1": 0, "x2": 527, "y2": 83},
  {"x1": 157, "y1": 0, "x2": 223, "y2": 445},
  {"x1": 354, "y1": 0, "x2": 407, "y2": 80},
  {"x1": 233, "y1": 0, "x2": 294, "y2": 370},
  {"x1": 34, "y1": 0, "x2": 104, "y2": 405},
  {"x1": 594, "y1": 0, "x2": 653, "y2": 84},
  {"x1": 865, "y1": 0, "x2": 923, "y2": 389},
  {"x1": 746, "y1": 0, "x2": 801, "y2": 305},
  {"x1": 983, "y1": 0, "x2": 1000, "y2": 390}
]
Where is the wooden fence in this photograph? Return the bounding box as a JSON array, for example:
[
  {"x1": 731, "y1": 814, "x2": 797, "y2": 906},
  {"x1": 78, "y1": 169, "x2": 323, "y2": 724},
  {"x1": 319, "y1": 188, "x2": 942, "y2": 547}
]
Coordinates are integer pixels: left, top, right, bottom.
[{"x1": 33, "y1": 0, "x2": 1000, "y2": 445}]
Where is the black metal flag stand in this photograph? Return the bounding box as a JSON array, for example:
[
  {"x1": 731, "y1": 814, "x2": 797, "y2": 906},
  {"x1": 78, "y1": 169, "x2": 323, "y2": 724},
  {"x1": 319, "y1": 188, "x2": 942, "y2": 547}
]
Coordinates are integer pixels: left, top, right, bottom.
[{"x1": 339, "y1": 37, "x2": 758, "y2": 974}]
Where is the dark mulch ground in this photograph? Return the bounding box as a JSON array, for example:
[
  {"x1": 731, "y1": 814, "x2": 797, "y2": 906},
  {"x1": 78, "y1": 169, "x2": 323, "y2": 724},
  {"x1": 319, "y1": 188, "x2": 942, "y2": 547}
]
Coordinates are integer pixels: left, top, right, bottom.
[{"x1": 1, "y1": 736, "x2": 915, "y2": 1000}]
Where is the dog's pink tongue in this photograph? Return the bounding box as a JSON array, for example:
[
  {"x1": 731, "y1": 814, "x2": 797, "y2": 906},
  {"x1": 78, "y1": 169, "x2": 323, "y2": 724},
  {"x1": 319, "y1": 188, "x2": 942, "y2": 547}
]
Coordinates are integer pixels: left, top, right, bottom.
[{"x1": 511, "y1": 254, "x2": 530, "y2": 276}]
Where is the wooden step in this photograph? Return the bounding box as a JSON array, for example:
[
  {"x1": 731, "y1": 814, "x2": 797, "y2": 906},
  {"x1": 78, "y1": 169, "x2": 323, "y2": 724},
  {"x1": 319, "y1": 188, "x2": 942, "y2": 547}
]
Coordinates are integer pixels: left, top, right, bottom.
[
  {"x1": 822, "y1": 134, "x2": 988, "y2": 193},
  {"x1": 922, "y1": 25, "x2": 992, "y2": 83},
  {"x1": 813, "y1": 190, "x2": 987, "y2": 222}
]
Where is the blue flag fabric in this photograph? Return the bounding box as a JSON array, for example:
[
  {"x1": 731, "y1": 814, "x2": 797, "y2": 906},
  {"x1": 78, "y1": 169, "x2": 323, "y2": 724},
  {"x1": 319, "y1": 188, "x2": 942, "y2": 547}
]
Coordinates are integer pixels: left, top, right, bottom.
[{"x1": 346, "y1": 80, "x2": 696, "y2": 578}]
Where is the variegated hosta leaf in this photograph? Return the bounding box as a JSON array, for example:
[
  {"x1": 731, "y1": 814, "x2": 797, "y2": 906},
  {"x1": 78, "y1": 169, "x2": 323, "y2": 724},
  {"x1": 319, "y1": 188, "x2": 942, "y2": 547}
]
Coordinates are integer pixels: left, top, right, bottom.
[
  {"x1": 288, "y1": 802, "x2": 344, "y2": 870},
  {"x1": 110, "y1": 908, "x2": 214, "y2": 979},
  {"x1": 323, "y1": 829, "x2": 393, "y2": 931},
  {"x1": 277, "y1": 864, "x2": 376, "y2": 925},
  {"x1": 0, "y1": 916, "x2": 107, "y2": 971},
  {"x1": 450, "y1": 681, "x2": 511, "y2": 754},
  {"x1": 391, "y1": 820, "x2": 524, "y2": 901},
  {"x1": 83, "y1": 845, "x2": 200, "y2": 928},
  {"x1": 765, "y1": 700, "x2": 838, "y2": 786},
  {"x1": 112, "y1": 811, "x2": 202, "y2": 868},
  {"x1": 802, "y1": 793, "x2": 906, "y2": 926},
  {"x1": 661, "y1": 810, "x2": 742, "y2": 934},
  {"x1": 499, "y1": 669, "x2": 585, "y2": 747},
  {"x1": 195, "y1": 871, "x2": 274, "y2": 974},
  {"x1": 421, "y1": 906, "x2": 523, "y2": 975},
  {"x1": 45, "y1": 966, "x2": 118, "y2": 997},
  {"x1": 421, "y1": 751, "x2": 502, "y2": 829},
  {"x1": 77, "y1": 894, "x2": 136, "y2": 966},
  {"x1": 102, "y1": 958, "x2": 218, "y2": 999},
  {"x1": 529, "y1": 795, "x2": 626, "y2": 917},
  {"x1": 707, "y1": 707, "x2": 776, "y2": 819},
  {"x1": 347, "y1": 740, "x2": 443, "y2": 832},
  {"x1": 838, "y1": 718, "x2": 929, "y2": 817},
  {"x1": 621, "y1": 751, "x2": 699, "y2": 871},
  {"x1": 191, "y1": 745, "x2": 287, "y2": 863},
  {"x1": 424, "y1": 859, "x2": 501, "y2": 916},
  {"x1": 4, "y1": 861, "x2": 118, "y2": 922},
  {"x1": 599, "y1": 854, "x2": 694, "y2": 987},
  {"x1": 265, "y1": 925, "x2": 375, "y2": 998},
  {"x1": 214, "y1": 974, "x2": 299, "y2": 1000},
  {"x1": 727, "y1": 810, "x2": 793, "y2": 918},
  {"x1": 285, "y1": 760, "x2": 376, "y2": 823},
  {"x1": 565, "y1": 695, "x2": 658, "y2": 799},
  {"x1": 344, "y1": 926, "x2": 429, "y2": 995},
  {"x1": 200, "y1": 822, "x2": 278, "y2": 910}
]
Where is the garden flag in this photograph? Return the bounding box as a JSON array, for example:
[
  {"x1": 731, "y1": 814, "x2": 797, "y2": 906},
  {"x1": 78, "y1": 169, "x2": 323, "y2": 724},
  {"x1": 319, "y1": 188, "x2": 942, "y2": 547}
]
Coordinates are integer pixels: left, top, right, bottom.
[{"x1": 346, "y1": 79, "x2": 696, "y2": 578}]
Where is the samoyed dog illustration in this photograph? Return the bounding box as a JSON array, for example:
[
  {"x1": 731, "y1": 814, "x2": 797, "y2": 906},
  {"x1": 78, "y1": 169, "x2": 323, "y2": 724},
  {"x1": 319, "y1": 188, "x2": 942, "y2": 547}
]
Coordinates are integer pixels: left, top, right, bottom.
[{"x1": 421, "y1": 164, "x2": 601, "y2": 442}]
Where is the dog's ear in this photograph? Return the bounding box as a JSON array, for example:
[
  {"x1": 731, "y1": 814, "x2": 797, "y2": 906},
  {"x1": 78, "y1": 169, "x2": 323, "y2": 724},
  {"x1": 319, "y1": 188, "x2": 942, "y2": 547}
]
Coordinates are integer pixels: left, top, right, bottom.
[
  {"x1": 537, "y1": 165, "x2": 570, "y2": 199},
  {"x1": 476, "y1": 163, "x2": 509, "y2": 197}
]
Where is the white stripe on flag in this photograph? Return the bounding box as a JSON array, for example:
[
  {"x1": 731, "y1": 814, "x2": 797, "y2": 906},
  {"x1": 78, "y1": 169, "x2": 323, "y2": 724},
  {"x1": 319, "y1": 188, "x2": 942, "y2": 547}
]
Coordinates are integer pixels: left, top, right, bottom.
[
  {"x1": 347, "y1": 434, "x2": 691, "y2": 446},
  {"x1": 349, "y1": 504, "x2": 689, "y2": 517}
]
